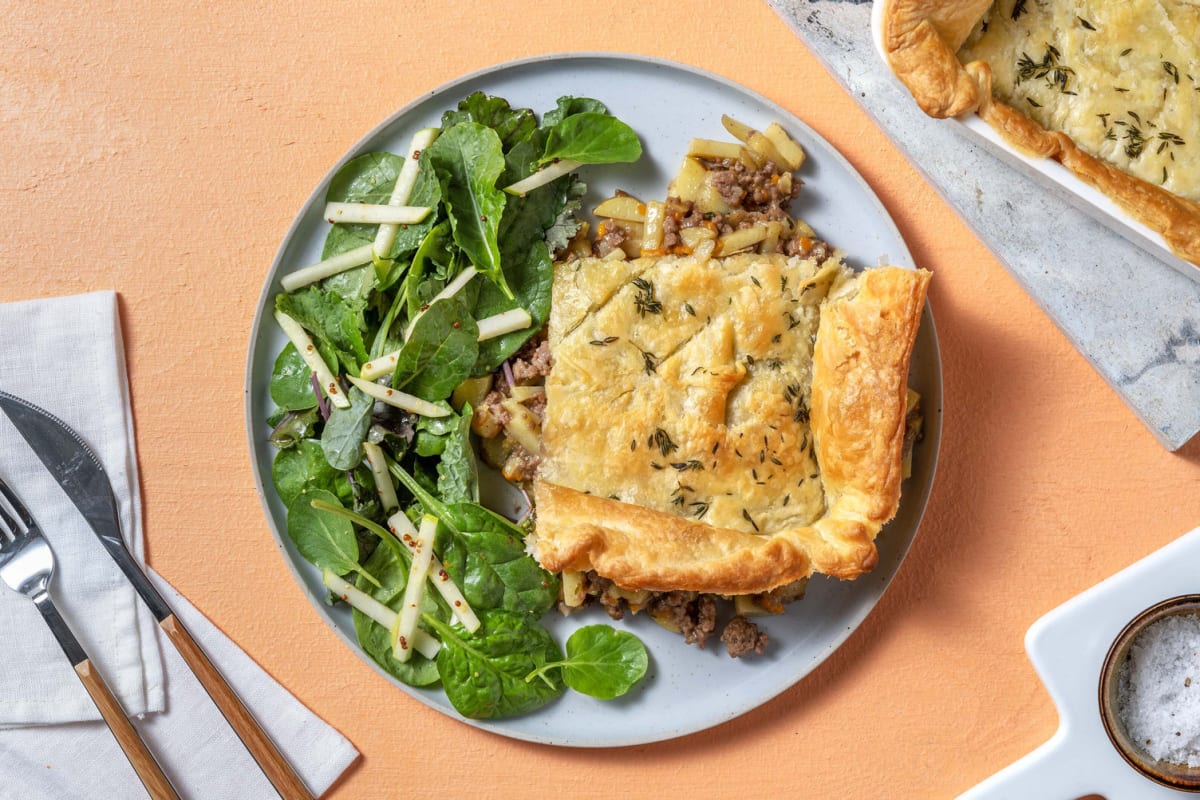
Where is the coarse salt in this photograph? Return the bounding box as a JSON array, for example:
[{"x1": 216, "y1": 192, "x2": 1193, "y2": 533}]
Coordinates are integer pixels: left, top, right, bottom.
[{"x1": 1117, "y1": 613, "x2": 1200, "y2": 767}]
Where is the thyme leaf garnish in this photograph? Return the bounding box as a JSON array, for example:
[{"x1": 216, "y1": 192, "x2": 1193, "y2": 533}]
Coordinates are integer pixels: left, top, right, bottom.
[
  {"x1": 589, "y1": 336, "x2": 619, "y2": 346},
  {"x1": 648, "y1": 427, "x2": 678, "y2": 456},
  {"x1": 1017, "y1": 45, "x2": 1075, "y2": 93},
  {"x1": 631, "y1": 277, "x2": 663, "y2": 318}
]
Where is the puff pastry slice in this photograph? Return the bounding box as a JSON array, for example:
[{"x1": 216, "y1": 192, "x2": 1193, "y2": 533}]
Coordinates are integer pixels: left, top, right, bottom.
[{"x1": 531, "y1": 253, "x2": 930, "y2": 595}]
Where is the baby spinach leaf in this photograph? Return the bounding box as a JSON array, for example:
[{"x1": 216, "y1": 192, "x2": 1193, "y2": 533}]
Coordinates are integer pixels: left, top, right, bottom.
[
  {"x1": 526, "y1": 625, "x2": 648, "y2": 700},
  {"x1": 352, "y1": 544, "x2": 441, "y2": 687},
  {"x1": 471, "y1": 159, "x2": 569, "y2": 372},
  {"x1": 320, "y1": 386, "x2": 373, "y2": 470},
  {"x1": 391, "y1": 296, "x2": 479, "y2": 402},
  {"x1": 541, "y1": 112, "x2": 642, "y2": 165},
  {"x1": 439, "y1": 502, "x2": 558, "y2": 617},
  {"x1": 424, "y1": 610, "x2": 564, "y2": 719},
  {"x1": 436, "y1": 404, "x2": 478, "y2": 505},
  {"x1": 426, "y1": 122, "x2": 510, "y2": 298},
  {"x1": 286, "y1": 489, "x2": 372, "y2": 581},
  {"x1": 322, "y1": 152, "x2": 404, "y2": 250},
  {"x1": 541, "y1": 96, "x2": 609, "y2": 128},
  {"x1": 275, "y1": 287, "x2": 369, "y2": 374},
  {"x1": 268, "y1": 408, "x2": 320, "y2": 450},
  {"x1": 269, "y1": 343, "x2": 319, "y2": 411},
  {"x1": 442, "y1": 92, "x2": 538, "y2": 152},
  {"x1": 272, "y1": 439, "x2": 344, "y2": 506},
  {"x1": 412, "y1": 401, "x2": 458, "y2": 456},
  {"x1": 472, "y1": 241, "x2": 552, "y2": 374}
]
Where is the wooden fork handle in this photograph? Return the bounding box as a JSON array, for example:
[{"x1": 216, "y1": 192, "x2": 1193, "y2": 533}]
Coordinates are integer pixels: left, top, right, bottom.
[
  {"x1": 160, "y1": 613, "x2": 314, "y2": 800},
  {"x1": 74, "y1": 659, "x2": 179, "y2": 800}
]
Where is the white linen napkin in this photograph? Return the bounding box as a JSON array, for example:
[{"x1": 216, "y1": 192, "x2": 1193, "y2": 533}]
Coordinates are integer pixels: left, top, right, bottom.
[
  {"x1": 0, "y1": 292, "x2": 359, "y2": 796},
  {"x1": 0, "y1": 291, "x2": 164, "y2": 724},
  {"x1": 0, "y1": 569, "x2": 359, "y2": 798}
]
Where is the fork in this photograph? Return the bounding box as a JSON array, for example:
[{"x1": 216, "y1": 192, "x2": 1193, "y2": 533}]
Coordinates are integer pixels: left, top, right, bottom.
[{"x1": 0, "y1": 477, "x2": 180, "y2": 800}]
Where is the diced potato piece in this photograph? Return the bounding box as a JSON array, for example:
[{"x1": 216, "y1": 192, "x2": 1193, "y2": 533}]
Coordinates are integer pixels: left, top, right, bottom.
[
  {"x1": 716, "y1": 225, "x2": 769, "y2": 255},
  {"x1": 764, "y1": 122, "x2": 806, "y2": 170},
  {"x1": 604, "y1": 584, "x2": 651, "y2": 613},
  {"x1": 687, "y1": 137, "x2": 745, "y2": 161},
  {"x1": 691, "y1": 237, "x2": 717, "y2": 262},
  {"x1": 500, "y1": 398, "x2": 541, "y2": 453},
  {"x1": 746, "y1": 132, "x2": 788, "y2": 171},
  {"x1": 777, "y1": 172, "x2": 793, "y2": 197},
  {"x1": 696, "y1": 181, "x2": 733, "y2": 215},
  {"x1": 478, "y1": 431, "x2": 513, "y2": 468},
  {"x1": 561, "y1": 570, "x2": 586, "y2": 608},
  {"x1": 734, "y1": 594, "x2": 785, "y2": 617},
  {"x1": 668, "y1": 156, "x2": 709, "y2": 204},
  {"x1": 566, "y1": 221, "x2": 592, "y2": 260},
  {"x1": 642, "y1": 201, "x2": 666, "y2": 255},
  {"x1": 721, "y1": 114, "x2": 756, "y2": 143},
  {"x1": 509, "y1": 385, "x2": 545, "y2": 402},
  {"x1": 452, "y1": 375, "x2": 492, "y2": 412},
  {"x1": 761, "y1": 220, "x2": 784, "y2": 254},
  {"x1": 471, "y1": 401, "x2": 506, "y2": 439},
  {"x1": 593, "y1": 195, "x2": 647, "y2": 222},
  {"x1": 679, "y1": 226, "x2": 716, "y2": 250}
]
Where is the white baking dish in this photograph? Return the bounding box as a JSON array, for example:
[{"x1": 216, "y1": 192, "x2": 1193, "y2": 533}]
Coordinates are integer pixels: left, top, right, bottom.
[{"x1": 870, "y1": 0, "x2": 1199, "y2": 283}]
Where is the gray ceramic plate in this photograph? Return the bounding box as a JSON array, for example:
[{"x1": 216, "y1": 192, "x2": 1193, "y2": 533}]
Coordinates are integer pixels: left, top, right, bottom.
[{"x1": 245, "y1": 53, "x2": 942, "y2": 747}]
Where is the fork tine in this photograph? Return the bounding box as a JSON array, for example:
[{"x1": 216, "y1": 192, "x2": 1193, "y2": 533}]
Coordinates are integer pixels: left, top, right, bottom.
[
  {"x1": 0, "y1": 477, "x2": 34, "y2": 530},
  {"x1": 0, "y1": 495, "x2": 18, "y2": 540}
]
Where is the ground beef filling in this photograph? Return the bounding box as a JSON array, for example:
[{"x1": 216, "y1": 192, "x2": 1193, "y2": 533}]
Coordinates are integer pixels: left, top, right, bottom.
[
  {"x1": 474, "y1": 337, "x2": 553, "y2": 483},
  {"x1": 657, "y1": 159, "x2": 831, "y2": 259},
  {"x1": 570, "y1": 572, "x2": 775, "y2": 657}
]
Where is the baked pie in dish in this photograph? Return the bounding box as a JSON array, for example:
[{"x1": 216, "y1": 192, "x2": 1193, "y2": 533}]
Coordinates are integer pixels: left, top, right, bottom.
[{"x1": 880, "y1": 0, "x2": 1200, "y2": 265}]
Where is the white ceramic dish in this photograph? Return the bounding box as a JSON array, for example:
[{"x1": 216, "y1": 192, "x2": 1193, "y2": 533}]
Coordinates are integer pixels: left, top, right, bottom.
[
  {"x1": 870, "y1": 0, "x2": 1200, "y2": 284},
  {"x1": 957, "y1": 525, "x2": 1200, "y2": 799},
  {"x1": 244, "y1": 53, "x2": 942, "y2": 747}
]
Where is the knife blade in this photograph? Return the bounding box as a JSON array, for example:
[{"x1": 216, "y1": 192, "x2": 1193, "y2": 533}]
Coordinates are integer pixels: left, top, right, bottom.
[
  {"x1": 0, "y1": 390, "x2": 172, "y2": 621},
  {"x1": 0, "y1": 389, "x2": 313, "y2": 800}
]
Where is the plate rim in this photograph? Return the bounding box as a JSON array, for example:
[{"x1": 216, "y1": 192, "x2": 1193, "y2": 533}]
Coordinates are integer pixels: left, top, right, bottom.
[{"x1": 243, "y1": 51, "x2": 943, "y2": 747}]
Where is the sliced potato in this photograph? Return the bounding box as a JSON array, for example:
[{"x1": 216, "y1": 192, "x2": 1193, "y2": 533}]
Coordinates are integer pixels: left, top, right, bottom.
[
  {"x1": 721, "y1": 114, "x2": 756, "y2": 143},
  {"x1": 746, "y1": 131, "x2": 788, "y2": 171},
  {"x1": 734, "y1": 594, "x2": 785, "y2": 617},
  {"x1": 593, "y1": 195, "x2": 647, "y2": 222},
  {"x1": 641, "y1": 200, "x2": 666, "y2": 255},
  {"x1": 668, "y1": 156, "x2": 708, "y2": 204},
  {"x1": 761, "y1": 220, "x2": 784, "y2": 254},
  {"x1": 687, "y1": 138, "x2": 743, "y2": 161},
  {"x1": 679, "y1": 226, "x2": 716, "y2": 250},
  {"x1": 764, "y1": 122, "x2": 806, "y2": 170},
  {"x1": 451, "y1": 375, "x2": 492, "y2": 412},
  {"x1": 716, "y1": 224, "x2": 768, "y2": 255},
  {"x1": 500, "y1": 398, "x2": 541, "y2": 453},
  {"x1": 561, "y1": 570, "x2": 586, "y2": 608}
]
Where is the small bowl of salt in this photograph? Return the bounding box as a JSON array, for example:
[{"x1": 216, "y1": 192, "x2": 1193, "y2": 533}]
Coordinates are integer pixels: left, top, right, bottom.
[{"x1": 1100, "y1": 595, "x2": 1200, "y2": 790}]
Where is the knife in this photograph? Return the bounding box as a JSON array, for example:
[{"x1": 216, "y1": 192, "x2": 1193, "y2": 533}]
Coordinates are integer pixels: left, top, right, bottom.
[{"x1": 0, "y1": 390, "x2": 314, "y2": 800}]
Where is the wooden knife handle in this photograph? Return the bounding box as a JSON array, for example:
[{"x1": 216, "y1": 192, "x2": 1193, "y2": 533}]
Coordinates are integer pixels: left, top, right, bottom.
[
  {"x1": 160, "y1": 613, "x2": 314, "y2": 800},
  {"x1": 74, "y1": 659, "x2": 180, "y2": 800}
]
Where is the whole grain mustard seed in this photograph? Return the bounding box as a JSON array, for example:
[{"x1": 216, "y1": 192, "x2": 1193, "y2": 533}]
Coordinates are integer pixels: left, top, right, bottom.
[{"x1": 1117, "y1": 613, "x2": 1200, "y2": 766}]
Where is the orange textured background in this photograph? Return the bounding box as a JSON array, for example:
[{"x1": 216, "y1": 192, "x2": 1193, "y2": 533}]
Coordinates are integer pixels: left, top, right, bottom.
[{"x1": 2, "y1": 1, "x2": 1198, "y2": 797}]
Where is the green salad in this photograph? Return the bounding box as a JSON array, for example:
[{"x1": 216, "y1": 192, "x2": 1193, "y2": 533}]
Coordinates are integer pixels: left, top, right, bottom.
[{"x1": 266, "y1": 92, "x2": 649, "y2": 719}]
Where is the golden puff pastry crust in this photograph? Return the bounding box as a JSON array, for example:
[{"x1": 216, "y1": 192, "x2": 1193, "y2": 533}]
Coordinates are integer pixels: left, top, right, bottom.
[
  {"x1": 881, "y1": 0, "x2": 1200, "y2": 266},
  {"x1": 530, "y1": 252, "x2": 931, "y2": 595}
]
